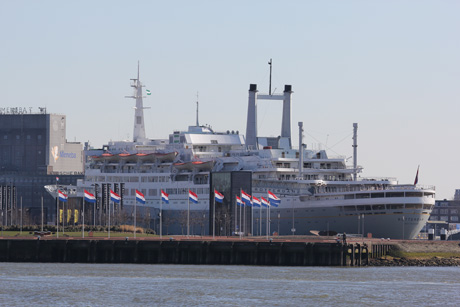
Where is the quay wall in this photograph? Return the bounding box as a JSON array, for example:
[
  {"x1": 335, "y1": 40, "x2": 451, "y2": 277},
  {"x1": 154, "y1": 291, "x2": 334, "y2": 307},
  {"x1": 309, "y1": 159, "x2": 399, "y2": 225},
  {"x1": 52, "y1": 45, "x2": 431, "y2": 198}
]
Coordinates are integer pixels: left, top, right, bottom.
[{"x1": 0, "y1": 238, "x2": 386, "y2": 267}]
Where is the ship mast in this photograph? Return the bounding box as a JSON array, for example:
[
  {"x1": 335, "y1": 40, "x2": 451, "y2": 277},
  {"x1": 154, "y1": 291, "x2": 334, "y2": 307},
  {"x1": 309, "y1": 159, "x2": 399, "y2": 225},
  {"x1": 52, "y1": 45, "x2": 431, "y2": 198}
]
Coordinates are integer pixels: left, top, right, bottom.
[
  {"x1": 298, "y1": 122, "x2": 304, "y2": 178},
  {"x1": 196, "y1": 92, "x2": 199, "y2": 127},
  {"x1": 353, "y1": 123, "x2": 358, "y2": 181},
  {"x1": 125, "y1": 61, "x2": 148, "y2": 142},
  {"x1": 268, "y1": 58, "x2": 272, "y2": 95}
]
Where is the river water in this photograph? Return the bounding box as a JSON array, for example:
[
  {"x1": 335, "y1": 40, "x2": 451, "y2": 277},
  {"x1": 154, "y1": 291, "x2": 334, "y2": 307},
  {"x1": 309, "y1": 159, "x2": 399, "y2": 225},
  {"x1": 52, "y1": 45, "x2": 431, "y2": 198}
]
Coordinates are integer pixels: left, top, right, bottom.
[{"x1": 0, "y1": 263, "x2": 459, "y2": 306}]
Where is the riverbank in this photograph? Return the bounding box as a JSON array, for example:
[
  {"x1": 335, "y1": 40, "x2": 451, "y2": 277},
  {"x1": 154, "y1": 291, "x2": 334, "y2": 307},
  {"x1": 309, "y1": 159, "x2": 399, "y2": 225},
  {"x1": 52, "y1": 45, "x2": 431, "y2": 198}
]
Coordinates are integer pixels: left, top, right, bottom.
[{"x1": 370, "y1": 240, "x2": 460, "y2": 266}]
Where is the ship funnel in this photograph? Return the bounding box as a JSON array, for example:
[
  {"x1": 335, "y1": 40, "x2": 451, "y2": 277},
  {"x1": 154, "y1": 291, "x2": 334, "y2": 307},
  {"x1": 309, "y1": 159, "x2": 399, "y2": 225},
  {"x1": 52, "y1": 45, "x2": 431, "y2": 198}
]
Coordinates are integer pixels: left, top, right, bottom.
[{"x1": 245, "y1": 83, "x2": 293, "y2": 150}]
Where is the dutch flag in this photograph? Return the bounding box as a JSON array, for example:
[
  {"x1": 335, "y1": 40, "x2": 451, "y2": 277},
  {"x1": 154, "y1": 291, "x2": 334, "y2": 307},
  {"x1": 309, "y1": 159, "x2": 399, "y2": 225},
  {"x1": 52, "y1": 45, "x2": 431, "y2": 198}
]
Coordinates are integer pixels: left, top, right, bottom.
[
  {"x1": 161, "y1": 190, "x2": 169, "y2": 204},
  {"x1": 241, "y1": 190, "x2": 252, "y2": 206},
  {"x1": 189, "y1": 190, "x2": 198, "y2": 204},
  {"x1": 84, "y1": 190, "x2": 96, "y2": 203},
  {"x1": 136, "y1": 189, "x2": 146, "y2": 204},
  {"x1": 110, "y1": 190, "x2": 121, "y2": 204},
  {"x1": 58, "y1": 190, "x2": 68, "y2": 202},
  {"x1": 261, "y1": 196, "x2": 270, "y2": 207},
  {"x1": 252, "y1": 196, "x2": 261, "y2": 207},
  {"x1": 268, "y1": 190, "x2": 280, "y2": 207},
  {"x1": 236, "y1": 196, "x2": 244, "y2": 207},
  {"x1": 214, "y1": 190, "x2": 224, "y2": 203}
]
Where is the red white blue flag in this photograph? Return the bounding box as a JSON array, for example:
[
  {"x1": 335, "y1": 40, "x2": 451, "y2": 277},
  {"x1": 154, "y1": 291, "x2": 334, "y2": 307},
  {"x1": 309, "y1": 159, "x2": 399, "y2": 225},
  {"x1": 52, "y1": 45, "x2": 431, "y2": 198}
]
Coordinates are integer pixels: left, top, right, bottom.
[
  {"x1": 189, "y1": 190, "x2": 198, "y2": 204},
  {"x1": 241, "y1": 190, "x2": 252, "y2": 206},
  {"x1": 58, "y1": 190, "x2": 68, "y2": 202},
  {"x1": 161, "y1": 190, "x2": 169, "y2": 204},
  {"x1": 261, "y1": 196, "x2": 269, "y2": 207},
  {"x1": 110, "y1": 190, "x2": 121, "y2": 204},
  {"x1": 252, "y1": 196, "x2": 261, "y2": 207},
  {"x1": 214, "y1": 190, "x2": 224, "y2": 203},
  {"x1": 136, "y1": 189, "x2": 146, "y2": 204},
  {"x1": 236, "y1": 196, "x2": 244, "y2": 207},
  {"x1": 268, "y1": 190, "x2": 280, "y2": 207},
  {"x1": 84, "y1": 190, "x2": 96, "y2": 203}
]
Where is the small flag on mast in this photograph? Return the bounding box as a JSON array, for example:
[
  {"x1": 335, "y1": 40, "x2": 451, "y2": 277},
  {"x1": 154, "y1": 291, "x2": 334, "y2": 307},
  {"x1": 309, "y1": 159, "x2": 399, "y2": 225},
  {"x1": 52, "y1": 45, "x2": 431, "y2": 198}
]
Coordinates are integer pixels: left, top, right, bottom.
[{"x1": 146, "y1": 89, "x2": 151, "y2": 95}]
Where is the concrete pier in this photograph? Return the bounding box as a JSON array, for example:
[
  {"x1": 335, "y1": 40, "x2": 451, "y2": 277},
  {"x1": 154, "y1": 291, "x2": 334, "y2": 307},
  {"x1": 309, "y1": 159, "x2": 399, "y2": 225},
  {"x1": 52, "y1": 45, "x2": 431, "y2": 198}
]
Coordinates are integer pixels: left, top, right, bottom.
[{"x1": 0, "y1": 238, "x2": 382, "y2": 266}]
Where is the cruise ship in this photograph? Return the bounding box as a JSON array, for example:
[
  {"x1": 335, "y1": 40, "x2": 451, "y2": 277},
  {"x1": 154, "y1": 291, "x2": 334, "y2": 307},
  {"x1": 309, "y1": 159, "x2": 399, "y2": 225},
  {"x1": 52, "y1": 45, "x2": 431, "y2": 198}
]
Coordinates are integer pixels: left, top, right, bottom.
[{"x1": 46, "y1": 68, "x2": 435, "y2": 239}]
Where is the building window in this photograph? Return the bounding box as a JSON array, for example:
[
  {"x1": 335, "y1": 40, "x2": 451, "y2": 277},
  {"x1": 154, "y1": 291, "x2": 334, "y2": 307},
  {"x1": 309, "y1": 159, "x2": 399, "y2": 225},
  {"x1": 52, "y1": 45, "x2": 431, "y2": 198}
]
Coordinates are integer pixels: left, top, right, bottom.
[
  {"x1": 451, "y1": 209, "x2": 458, "y2": 214},
  {"x1": 451, "y1": 216, "x2": 459, "y2": 222},
  {"x1": 37, "y1": 135, "x2": 42, "y2": 140},
  {"x1": 440, "y1": 216, "x2": 448, "y2": 221}
]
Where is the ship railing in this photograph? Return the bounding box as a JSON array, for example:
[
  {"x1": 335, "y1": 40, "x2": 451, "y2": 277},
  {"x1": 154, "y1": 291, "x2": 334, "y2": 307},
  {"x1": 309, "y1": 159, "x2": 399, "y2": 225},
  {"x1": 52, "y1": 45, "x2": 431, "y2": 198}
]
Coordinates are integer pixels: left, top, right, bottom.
[{"x1": 358, "y1": 177, "x2": 397, "y2": 182}]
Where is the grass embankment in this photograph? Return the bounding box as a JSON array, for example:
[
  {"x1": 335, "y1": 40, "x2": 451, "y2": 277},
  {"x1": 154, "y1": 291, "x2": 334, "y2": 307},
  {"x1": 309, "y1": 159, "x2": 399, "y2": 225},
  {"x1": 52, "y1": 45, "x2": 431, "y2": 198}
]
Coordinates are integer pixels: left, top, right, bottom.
[
  {"x1": 0, "y1": 225, "x2": 156, "y2": 238},
  {"x1": 389, "y1": 241, "x2": 460, "y2": 259}
]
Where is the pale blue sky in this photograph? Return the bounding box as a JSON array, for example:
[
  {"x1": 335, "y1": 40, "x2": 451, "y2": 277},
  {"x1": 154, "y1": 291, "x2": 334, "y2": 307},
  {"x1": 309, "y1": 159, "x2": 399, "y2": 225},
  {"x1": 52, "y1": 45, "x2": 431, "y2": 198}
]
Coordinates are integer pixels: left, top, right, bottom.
[{"x1": 1, "y1": 1, "x2": 459, "y2": 199}]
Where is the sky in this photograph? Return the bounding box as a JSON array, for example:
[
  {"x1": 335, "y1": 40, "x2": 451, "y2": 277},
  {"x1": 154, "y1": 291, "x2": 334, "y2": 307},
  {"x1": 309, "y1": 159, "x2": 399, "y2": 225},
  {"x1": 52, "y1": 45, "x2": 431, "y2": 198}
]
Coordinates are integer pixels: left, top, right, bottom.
[{"x1": 1, "y1": 0, "x2": 459, "y2": 199}]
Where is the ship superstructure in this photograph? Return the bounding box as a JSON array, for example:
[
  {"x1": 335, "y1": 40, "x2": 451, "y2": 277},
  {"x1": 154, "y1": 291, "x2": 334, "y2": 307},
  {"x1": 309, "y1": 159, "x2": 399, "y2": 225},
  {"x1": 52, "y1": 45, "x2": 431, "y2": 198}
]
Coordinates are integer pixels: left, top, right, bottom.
[{"x1": 46, "y1": 69, "x2": 434, "y2": 239}]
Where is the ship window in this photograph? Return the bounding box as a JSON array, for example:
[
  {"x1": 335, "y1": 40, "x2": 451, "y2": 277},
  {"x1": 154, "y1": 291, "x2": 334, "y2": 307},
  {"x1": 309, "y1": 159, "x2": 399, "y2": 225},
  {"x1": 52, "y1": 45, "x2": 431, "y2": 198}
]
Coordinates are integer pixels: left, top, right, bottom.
[
  {"x1": 390, "y1": 204, "x2": 404, "y2": 210},
  {"x1": 356, "y1": 205, "x2": 371, "y2": 211},
  {"x1": 356, "y1": 193, "x2": 370, "y2": 199},
  {"x1": 372, "y1": 204, "x2": 385, "y2": 210},
  {"x1": 343, "y1": 206, "x2": 356, "y2": 211},
  {"x1": 406, "y1": 204, "x2": 423, "y2": 209},
  {"x1": 344, "y1": 194, "x2": 355, "y2": 200},
  {"x1": 406, "y1": 192, "x2": 423, "y2": 197},
  {"x1": 371, "y1": 193, "x2": 384, "y2": 198},
  {"x1": 423, "y1": 204, "x2": 433, "y2": 210},
  {"x1": 386, "y1": 192, "x2": 404, "y2": 197}
]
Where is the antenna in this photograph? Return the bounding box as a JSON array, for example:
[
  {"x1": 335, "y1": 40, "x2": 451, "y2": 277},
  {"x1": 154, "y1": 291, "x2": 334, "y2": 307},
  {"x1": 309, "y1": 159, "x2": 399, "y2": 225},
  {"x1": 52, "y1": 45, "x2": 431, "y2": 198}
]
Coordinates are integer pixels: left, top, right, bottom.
[
  {"x1": 196, "y1": 92, "x2": 199, "y2": 127},
  {"x1": 268, "y1": 58, "x2": 272, "y2": 95},
  {"x1": 137, "y1": 60, "x2": 140, "y2": 81}
]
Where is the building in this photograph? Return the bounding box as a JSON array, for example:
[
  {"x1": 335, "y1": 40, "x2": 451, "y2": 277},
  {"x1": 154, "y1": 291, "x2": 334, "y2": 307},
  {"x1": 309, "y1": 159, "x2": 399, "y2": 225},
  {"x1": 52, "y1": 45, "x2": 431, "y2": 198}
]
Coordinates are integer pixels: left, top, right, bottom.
[
  {"x1": 0, "y1": 107, "x2": 83, "y2": 225},
  {"x1": 428, "y1": 189, "x2": 460, "y2": 239}
]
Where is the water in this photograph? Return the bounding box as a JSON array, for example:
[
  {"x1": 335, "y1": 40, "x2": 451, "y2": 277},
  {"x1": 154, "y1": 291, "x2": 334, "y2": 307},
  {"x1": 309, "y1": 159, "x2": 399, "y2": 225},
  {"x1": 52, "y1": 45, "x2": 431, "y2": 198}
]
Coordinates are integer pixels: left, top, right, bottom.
[{"x1": 0, "y1": 263, "x2": 459, "y2": 306}]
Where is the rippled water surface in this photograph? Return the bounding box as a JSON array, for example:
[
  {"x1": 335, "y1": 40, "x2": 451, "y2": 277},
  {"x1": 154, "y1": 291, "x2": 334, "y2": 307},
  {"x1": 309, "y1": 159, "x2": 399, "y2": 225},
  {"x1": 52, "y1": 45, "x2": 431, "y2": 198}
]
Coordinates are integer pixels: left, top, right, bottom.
[{"x1": 0, "y1": 263, "x2": 459, "y2": 306}]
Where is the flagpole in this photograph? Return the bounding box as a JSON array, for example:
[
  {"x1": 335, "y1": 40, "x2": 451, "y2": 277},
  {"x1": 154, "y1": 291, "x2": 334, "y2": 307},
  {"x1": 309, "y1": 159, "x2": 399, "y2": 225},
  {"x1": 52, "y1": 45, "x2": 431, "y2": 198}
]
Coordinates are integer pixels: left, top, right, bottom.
[
  {"x1": 266, "y1": 193, "x2": 269, "y2": 239},
  {"x1": 62, "y1": 197, "x2": 65, "y2": 235},
  {"x1": 82, "y1": 197, "x2": 85, "y2": 238},
  {"x1": 251, "y1": 199, "x2": 253, "y2": 236},
  {"x1": 268, "y1": 202, "x2": 271, "y2": 237},
  {"x1": 108, "y1": 200, "x2": 111, "y2": 238},
  {"x1": 160, "y1": 199, "x2": 163, "y2": 239},
  {"x1": 239, "y1": 196, "x2": 242, "y2": 240},
  {"x1": 134, "y1": 196, "x2": 137, "y2": 239},
  {"x1": 259, "y1": 204, "x2": 262, "y2": 237},
  {"x1": 212, "y1": 194, "x2": 216, "y2": 239},
  {"x1": 234, "y1": 196, "x2": 237, "y2": 235},
  {"x1": 56, "y1": 198, "x2": 59, "y2": 238},
  {"x1": 187, "y1": 193, "x2": 190, "y2": 238}
]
